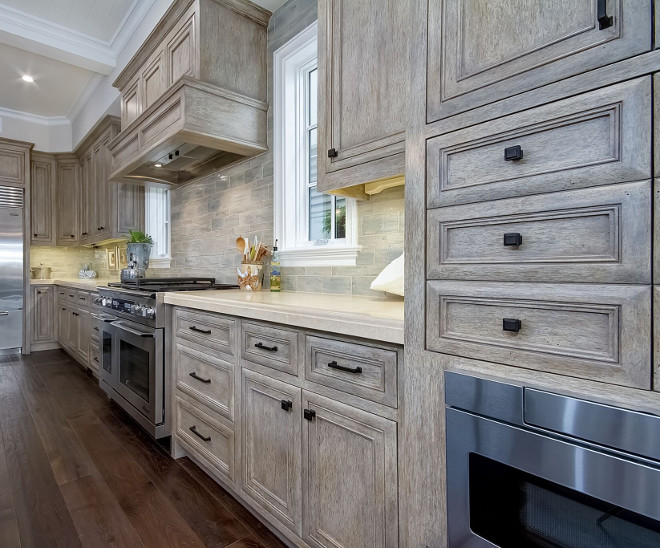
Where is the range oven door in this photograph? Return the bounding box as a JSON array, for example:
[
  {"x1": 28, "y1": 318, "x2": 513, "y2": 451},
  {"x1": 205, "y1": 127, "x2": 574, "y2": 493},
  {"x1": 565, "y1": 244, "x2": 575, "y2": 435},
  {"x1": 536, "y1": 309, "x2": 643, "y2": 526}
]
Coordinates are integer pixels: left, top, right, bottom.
[
  {"x1": 446, "y1": 373, "x2": 660, "y2": 548},
  {"x1": 97, "y1": 315, "x2": 116, "y2": 390},
  {"x1": 111, "y1": 320, "x2": 164, "y2": 426}
]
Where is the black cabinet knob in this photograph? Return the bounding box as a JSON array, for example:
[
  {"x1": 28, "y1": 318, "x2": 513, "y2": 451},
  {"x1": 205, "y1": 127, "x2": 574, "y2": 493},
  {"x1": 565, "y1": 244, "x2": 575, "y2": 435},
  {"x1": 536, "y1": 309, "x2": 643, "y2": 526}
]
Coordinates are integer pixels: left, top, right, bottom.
[
  {"x1": 99, "y1": 226, "x2": 104, "y2": 230},
  {"x1": 327, "y1": 148, "x2": 338, "y2": 158},
  {"x1": 70, "y1": 235, "x2": 75, "y2": 238},
  {"x1": 503, "y1": 233, "x2": 523, "y2": 246},
  {"x1": 504, "y1": 145, "x2": 523, "y2": 161},
  {"x1": 281, "y1": 400, "x2": 293, "y2": 412},
  {"x1": 303, "y1": 409, "x2": 316, "y2": 421},
  {"x1": 503, "y1": 318, "x2": 521, "y2": 332},
  {"x1": 33, "y1": 233, "x2": 37, "y2": 237},
  {"x1": 597, "y1": 0, "x2": 613, "y2": 29}
]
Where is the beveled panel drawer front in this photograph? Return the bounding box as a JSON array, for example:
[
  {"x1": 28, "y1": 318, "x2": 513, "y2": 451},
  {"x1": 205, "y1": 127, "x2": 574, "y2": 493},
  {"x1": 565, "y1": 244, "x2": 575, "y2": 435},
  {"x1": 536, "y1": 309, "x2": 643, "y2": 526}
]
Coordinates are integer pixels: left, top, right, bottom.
[
  {"x1": 176, "y1": 397, "x2": 235, "y2": 483},
  {"x1": 175, "y1": 344, "x2": 234, "y2": 421},
  {"x1": 241, "y1": 322, "x2": 298, "y2": 376},
  {"x1": 304, "y1": 335, "x2": 398, "y2": 407},
  {"x1": 426, "y1": 281, "x2": 651, "y2": 389},
  {"x1": 76, "y1": 290, "x2": 91, "y2": 310},
  {"x1": 427, "y1": 181, "x2": 651, "y2": 283},
  {"x1": 427, "y1": 78, "x2": 651, "y2": 208},
  {"x1": 175, "y1": 308, "x2": 235, "y2": 356}
]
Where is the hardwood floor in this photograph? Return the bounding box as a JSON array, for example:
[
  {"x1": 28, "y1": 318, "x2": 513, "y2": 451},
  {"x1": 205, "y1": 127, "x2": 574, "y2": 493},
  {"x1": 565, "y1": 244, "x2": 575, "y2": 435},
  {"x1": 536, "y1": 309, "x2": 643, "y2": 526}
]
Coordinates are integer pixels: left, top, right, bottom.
[{"x1": 0, "y1": 350, "x2": 286, "y2": 548}]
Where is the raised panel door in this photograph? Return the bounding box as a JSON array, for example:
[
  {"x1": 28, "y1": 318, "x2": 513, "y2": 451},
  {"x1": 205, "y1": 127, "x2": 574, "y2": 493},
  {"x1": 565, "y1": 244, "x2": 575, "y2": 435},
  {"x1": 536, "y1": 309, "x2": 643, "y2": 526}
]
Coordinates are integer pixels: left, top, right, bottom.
[
  {"x1": 30, "y1": 154, "x2": 55, "y2": 245},
  {"x1": 31, "y1": 286, "x2": 55, "y2": 343},
  {"x1": 427, "y1": 0, "x2": 651, "y2": 121},
  {"x1": 76, "y1": 308, "x2": 91, "y2": 364},
  {"x1": 318, "y1": 0, "x2": 408, "y2": 191},
  {"x1": 56, "y1": 160, "x2": 79, "y2": 245},
  {"x1": 58, "y1": 304, "x2": 69, "y2": 347},
  {"x1": 121, "y1": 77, "x2": 141, "y2": 127},
  {"x1": 167, "y1": 16, "x2": 196, "y2": 85},
  {"x1": 142, "y1": 52, "x2": 166, "y2": 111},
  {"x1": 241, "y1": 369, "x2": 302, "y2": 535},
  {"x1": 302, "y1": 391, "x2": 398, "y2": 548},
  {"x1": 79, "y1": 153, "x2": 93, "y2": 243},
  {"x1": 67, "y1": 308, "x2": 78, "y2": 352},
  {"x1": 116, "y1": 183, "x2": 144, "y2": 235},
  {"x1": 94, "y1": 133, "x2": 112, "y2": 240}
]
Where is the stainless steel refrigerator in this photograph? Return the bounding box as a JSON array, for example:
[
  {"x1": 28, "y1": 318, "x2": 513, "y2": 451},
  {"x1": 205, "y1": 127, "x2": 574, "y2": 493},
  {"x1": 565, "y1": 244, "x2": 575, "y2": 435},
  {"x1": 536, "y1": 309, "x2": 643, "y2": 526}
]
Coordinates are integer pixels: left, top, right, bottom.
[{"x1": 0, "y1": 186, "x2": 23, "y2": 353}]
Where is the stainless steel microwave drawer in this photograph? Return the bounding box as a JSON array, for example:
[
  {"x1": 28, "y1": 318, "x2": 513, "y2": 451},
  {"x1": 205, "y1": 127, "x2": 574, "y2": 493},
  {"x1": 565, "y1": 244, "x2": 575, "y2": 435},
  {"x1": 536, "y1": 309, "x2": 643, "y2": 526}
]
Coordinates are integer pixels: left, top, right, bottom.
[
  {"x1": 426, "y1": 281, "x2": 651, "y2": 389},
  {"x1": 427, "y1": 181, "x2": 651, "y2": 283},
  {"x1": 426, "y1": 77, "x2": 651, "y2": 208}
]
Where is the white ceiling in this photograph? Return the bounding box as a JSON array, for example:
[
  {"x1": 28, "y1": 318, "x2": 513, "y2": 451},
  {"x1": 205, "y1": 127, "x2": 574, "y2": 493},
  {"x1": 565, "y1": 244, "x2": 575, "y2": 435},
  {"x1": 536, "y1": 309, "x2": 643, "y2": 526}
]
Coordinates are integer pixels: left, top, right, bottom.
[{"x1": 0, "y1": 0, "x2": 287, "y2": 125}]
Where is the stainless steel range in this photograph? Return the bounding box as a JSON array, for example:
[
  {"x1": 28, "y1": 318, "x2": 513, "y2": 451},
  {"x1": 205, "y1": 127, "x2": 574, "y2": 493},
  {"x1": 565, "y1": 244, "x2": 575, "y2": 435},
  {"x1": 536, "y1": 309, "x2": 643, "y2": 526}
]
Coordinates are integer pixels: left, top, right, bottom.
[{"x1": 95, "y1": 278, "x2": 237, "y2": 438}]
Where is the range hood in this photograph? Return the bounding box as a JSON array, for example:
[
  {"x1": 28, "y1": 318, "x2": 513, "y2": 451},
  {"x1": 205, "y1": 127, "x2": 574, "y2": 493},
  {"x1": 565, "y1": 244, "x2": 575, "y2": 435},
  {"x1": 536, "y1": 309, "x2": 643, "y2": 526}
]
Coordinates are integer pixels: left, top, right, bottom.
[{"x1": 107, "y1": 0, "x2": 270, "y2": 186}]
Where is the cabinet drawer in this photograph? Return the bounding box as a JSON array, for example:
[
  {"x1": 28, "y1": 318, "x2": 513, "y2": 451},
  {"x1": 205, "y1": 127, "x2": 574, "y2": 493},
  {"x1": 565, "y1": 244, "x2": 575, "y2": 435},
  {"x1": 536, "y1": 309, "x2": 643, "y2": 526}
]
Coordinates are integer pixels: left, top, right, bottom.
[
  {"x1": 76, "y1": 290, "x2": 91, "y2": 310},
  {"x1": 176, "y1": 397, "x2": 235, "y2": 483},
  {"x1": 427, "y1": 78, "x2": 651, "y2": 208},
  {"x1": 427, "y1": 181, "x2": 651, "y2": 283},
  {"x1": 241, "y1": 322, "x2": 298, "y2": 376},
  {"x1": 175, "y1": 344, "x2": 234, "y2": 422},
  {"x1": 63, "y1": 288, "x2": 78, "y2": 304},
  {"x1": 427, "y1": 281, "x2": 651, "y2": 389},
  {"x1": 304, "y1": 335, "x2": 398, "y2": 407},
  {"x1": 175, "y1": 308, "x2": 235, "y2": 356}
]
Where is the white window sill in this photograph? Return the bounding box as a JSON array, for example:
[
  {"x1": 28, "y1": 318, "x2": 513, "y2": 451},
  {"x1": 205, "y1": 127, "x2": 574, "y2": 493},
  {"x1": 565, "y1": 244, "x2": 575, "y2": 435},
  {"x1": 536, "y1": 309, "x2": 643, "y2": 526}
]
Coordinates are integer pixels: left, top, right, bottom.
[
  {"x1": 149, "y1": 257, "x2": 172, "y2": 269},
  {"x1": 279, "y1": 246, "x2": 361, "y2": 267}
]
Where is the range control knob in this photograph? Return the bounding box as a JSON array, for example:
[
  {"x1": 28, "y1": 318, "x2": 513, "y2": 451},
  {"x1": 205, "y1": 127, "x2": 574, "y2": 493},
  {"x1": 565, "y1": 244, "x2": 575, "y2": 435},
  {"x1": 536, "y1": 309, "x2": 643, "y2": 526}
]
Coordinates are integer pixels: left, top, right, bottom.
[{"x1": 145, "y1": 307, "x2": 155, "y2": 319}]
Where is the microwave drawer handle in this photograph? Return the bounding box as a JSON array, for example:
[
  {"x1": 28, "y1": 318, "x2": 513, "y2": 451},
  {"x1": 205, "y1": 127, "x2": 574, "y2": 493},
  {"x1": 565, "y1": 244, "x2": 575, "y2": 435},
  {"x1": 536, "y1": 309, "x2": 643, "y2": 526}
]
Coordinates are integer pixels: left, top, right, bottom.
[
  {"x1": 113, "y1": 321, "x2": 155, "y2": 338},
  {"x1": 189, "y1": 425, "x2": 211, "y2": 442},
  {"x1": 255, "y1": 342, "x2": 278, "y2": 352},
  {"x1": 327, "y1": 360, "x2": 363, "y2": 374}
]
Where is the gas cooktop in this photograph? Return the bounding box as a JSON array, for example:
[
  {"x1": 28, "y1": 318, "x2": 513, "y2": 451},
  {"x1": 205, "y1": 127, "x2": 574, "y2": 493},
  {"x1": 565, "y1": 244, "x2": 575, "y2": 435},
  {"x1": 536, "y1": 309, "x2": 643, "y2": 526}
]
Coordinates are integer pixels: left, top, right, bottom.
[{"x1": 107, "y1": 277, "x2": 239, "y2": 293}]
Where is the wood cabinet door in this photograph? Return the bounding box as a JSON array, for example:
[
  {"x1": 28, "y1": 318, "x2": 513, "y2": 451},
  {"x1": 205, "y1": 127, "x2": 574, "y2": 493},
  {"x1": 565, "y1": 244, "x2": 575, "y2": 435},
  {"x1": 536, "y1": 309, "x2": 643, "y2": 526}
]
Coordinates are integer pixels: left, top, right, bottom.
[
  {"x1": 94, "y1": 132, "x2": 113, "y2": 240},
  {"x1": 241, "y1": 369, "x2": 302, "y2": 535},
  {"x1": 31, "y1": 286, "x2": 55, "y2": 344},
  {"x1": 167, "y1": 15, "x2": 196, "y2": 86},
  {"x1": 426, "y1": 0, "x2": 651, "y2": 122},
  {"x1": 116, "y1": 183, "x2": 144, "y2": 236},
  {"x1": 57, "y1": 304, "x2": 69, "y2": 347},
  {"x1": 66, "y1": 309, "x2": 78, "y2": 351},
  {"x1": 76, "y1": 308, "x2": 91, "y2": 364},
  {"x1": 302, "y1": 391, "x2": 398, "y2": 548},
  {"x1": 142, "y1": 51, "x2": 166, "y2": 111},
  {"x1": 318, "y1": 0, "x2": 407, "y2": 191},
  {"x1": 79, "y1": 152, "x2": 93, "y2": 243},
  {"x1": 56, "y1": 160, "x2": 79, "y2": 245},
  {"x1": 30, "y1": 154, "x2": 56, "y2": 245},
  {"x1": 121, "y1": 76, "x2": 141, "y2": 128}
]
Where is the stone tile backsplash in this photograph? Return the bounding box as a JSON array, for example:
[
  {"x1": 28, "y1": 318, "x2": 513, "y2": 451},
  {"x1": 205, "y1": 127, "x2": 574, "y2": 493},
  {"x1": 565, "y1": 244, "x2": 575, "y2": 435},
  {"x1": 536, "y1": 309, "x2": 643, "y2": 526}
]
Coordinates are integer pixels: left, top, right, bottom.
[{"x1": 31, "y1": 245, "x2": 123, "y2": 280}]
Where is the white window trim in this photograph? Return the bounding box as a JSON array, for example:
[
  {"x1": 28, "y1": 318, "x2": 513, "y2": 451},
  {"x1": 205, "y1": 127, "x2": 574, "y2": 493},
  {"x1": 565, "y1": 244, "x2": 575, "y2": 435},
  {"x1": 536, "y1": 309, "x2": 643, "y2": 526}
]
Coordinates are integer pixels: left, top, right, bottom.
[
  {"x1": 273, "y1": 22, "x2": 360, "y2": 267},
  {"x1": 145, "y1": 186, "x2": 171, "y2": 269}
]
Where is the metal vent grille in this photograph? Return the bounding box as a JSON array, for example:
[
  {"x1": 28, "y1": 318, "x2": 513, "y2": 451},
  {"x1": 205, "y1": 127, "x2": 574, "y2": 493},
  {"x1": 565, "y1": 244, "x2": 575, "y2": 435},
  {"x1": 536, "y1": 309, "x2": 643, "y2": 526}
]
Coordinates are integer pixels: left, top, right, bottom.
[{"x1": 0, "y1": 186, "x2": 23, "y2": 208}]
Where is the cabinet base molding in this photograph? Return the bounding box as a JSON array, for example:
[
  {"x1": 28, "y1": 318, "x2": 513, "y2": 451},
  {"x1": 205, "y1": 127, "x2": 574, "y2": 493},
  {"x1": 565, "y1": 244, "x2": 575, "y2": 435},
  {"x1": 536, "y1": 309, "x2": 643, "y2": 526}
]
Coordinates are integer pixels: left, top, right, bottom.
[{"x1": 30, "y1": 341, "x2": 60, "y2": 353}]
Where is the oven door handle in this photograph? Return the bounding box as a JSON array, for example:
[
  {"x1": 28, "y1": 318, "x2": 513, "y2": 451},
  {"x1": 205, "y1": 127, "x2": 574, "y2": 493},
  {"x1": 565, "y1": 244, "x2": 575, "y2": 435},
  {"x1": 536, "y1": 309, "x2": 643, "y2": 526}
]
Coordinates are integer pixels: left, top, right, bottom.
[
  {"x1": 111, "y1": 321, "x2": 155, "y2": 338},
  {"x1": 92, "y1": 313, "x2": 116, "y2": 322}
]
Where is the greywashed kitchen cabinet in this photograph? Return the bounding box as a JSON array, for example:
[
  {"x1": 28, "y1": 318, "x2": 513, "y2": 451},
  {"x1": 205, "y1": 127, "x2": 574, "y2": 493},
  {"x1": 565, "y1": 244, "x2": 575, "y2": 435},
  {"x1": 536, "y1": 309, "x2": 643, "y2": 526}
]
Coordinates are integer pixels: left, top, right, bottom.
[
  {"x1": 426, "y1": 0, "x2": 651, "y2": 122},
  {"x1": 30, "y1": 285, "x2": 57, "y2": 351},
  {"x1": 30, "y1": 152, "x2": 56, "y2": 246},
  {"x1": 55, "y1": 154, "x2": 79, "y2": 245},
  {"x1": 317, "y1": 0, "x2": 409, "y2": 195}
]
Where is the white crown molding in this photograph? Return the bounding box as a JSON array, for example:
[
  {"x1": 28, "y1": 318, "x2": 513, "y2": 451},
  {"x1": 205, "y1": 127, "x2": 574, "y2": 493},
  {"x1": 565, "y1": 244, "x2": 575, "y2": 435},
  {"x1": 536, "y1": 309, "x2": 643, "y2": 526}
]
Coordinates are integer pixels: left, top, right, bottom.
[
  {"x1": 109, "y1": 0, "x2": 158, "y2": 58},
  {"x1": 66, "y1": 73, "x2": 106, "y2": 121},
  {"x1": 0, "y1": 105, "x2": 71, "y2": 127}
]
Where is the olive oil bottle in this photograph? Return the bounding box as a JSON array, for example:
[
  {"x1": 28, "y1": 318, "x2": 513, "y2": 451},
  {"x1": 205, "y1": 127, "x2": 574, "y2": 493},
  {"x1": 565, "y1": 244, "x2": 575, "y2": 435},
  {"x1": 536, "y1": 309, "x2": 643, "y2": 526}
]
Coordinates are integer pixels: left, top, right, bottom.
[{"x1": 270, "y1": 240, "x2": 281, "y2": 292}]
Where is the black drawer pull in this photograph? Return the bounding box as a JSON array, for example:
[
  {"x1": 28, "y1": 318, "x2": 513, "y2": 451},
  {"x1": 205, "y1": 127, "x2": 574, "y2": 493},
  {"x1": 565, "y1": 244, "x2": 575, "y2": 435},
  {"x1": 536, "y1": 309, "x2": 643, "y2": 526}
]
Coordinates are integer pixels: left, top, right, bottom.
[
  {"x1": 327, "y1": 148, "x2": 338, "y2": 158},
  {"x1": 503, "y1": 318, "x2": 522, "y2": 332},
  {"x1": 281, "y1": 400, "x2": 293, "y2": 412},
  {"x1": 255, "y1": 342, "x2": 278, "y2": 352},
  {"x1": 189, "y1": 425, "x2": 211, "y2": 442},
  {"x1": 33, "y1": 233, "x2": 37, "y2": 237},
  {"x1": 93, "y1": 357, "x2": 99, "y2": 363},
  {"x1": 504, "y1": 145, "x2": 523, "y2": 161},
  {"x1": 503, "y1": 233, "x2": 523, "y2": 246},
  {"x1": 303, "y1": 409, "x2": 316, "y2": 421},
  {"x1": 189, "y1": 326, "x2": 212, "y2": 335},
  {"x1": 597, "y1": 0, "x2": 613, "y2": 29},
  {"x1": 94, "y1": 327, "x2": 99, "y2": 331},
  {"x1": 327, "y1": 360, "x2": 363, "y2": 374},
  {"x1": 189, "y1": 371, "x2": 211, "y2": 384}
]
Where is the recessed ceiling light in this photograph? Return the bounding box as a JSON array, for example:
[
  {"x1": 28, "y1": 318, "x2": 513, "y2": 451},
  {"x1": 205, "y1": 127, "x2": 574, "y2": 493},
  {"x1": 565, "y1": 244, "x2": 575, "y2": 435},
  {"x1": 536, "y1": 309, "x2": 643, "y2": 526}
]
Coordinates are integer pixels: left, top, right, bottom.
[
  {"x1": 21, "y1": 75, "x2": 34, "y2": 83},
  {"x1": 154, "y1": 163, "x2": 162, "y2": 168}
]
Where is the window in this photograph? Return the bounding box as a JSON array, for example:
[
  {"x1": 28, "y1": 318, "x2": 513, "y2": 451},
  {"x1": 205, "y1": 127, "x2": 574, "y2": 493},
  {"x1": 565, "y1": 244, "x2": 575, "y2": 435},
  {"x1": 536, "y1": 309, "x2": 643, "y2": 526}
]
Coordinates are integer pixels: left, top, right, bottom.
[
  {"x1": 144, "y1": 186, "x2": 171, "y2": 268},
  {"x1": 273, "y1": 22, "x2": 359, "y2": 266}
]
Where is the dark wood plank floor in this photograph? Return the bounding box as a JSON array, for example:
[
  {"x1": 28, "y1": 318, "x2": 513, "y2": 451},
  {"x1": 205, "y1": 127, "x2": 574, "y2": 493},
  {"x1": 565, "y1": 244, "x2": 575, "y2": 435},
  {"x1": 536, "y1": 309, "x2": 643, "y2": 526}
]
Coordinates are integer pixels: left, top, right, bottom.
[{"x1": 0, "y1": 350, "x2": 286, "y2": 548}]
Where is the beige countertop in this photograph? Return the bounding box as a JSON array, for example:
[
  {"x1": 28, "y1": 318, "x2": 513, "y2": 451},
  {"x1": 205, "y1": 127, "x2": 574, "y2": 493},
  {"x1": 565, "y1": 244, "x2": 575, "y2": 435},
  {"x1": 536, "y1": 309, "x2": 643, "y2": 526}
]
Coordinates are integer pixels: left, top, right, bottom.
[
  {"x1": 30, "y1": 278, "x2": 118, "y2": 290},
  {"x1": 164, "y1": 290, "x2": 405, "y2": 345}
]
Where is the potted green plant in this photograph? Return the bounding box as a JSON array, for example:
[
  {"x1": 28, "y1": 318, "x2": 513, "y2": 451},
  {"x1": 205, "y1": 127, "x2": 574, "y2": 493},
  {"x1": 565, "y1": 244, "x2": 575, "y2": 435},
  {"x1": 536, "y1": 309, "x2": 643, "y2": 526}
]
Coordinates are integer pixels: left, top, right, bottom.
[{"x1": 126, "y1": 230, "x2": 154, "y2": 270}]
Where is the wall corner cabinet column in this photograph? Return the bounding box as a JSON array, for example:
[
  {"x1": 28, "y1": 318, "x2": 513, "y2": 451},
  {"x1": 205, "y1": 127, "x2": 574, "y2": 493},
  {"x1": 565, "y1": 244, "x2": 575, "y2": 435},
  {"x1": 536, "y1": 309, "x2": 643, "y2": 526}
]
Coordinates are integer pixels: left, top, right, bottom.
[
  {"x1": 404, "y1": 0, "x2": 659, "y2": 546},
  {"x1": 316, "y1": 0, "x2": 409, "y2": 196},
  {"x1": 55, "y1": 154, "x2": 80, "y2": 245},
  {"x1": 172, "y1": 307, "x2": 402, "y2": 548},
  {"x1": 30, "y1": 152, "x2": 56, "y2": 246}
]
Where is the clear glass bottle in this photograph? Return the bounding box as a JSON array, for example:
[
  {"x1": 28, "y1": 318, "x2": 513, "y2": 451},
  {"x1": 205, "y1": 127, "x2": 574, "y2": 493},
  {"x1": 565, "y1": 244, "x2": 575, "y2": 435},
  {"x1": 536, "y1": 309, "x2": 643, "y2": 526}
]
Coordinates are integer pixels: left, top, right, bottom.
[{"x1": 270, "y1": 240, "x2": 281, "y2": 292}]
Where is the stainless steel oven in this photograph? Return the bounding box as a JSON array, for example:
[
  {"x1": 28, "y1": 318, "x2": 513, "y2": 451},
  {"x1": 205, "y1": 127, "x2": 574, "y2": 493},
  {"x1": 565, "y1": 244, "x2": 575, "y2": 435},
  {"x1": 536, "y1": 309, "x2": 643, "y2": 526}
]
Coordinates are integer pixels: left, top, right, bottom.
[{"x1": 445, "y1": 371, "x2": 660, "y2": 548}]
